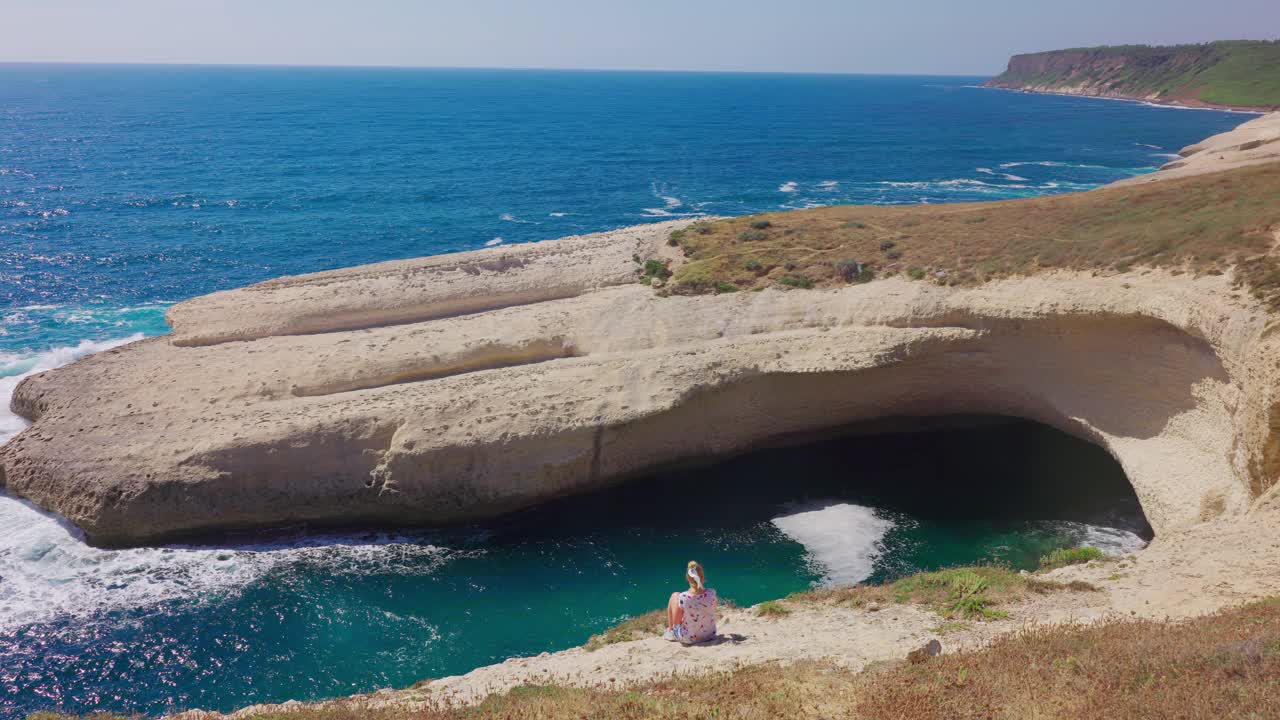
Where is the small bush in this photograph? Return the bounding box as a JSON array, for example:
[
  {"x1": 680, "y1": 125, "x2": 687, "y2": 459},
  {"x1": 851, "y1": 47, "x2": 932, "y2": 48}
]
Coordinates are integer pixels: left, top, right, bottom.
[
  {"x1": 908, "y1": 267, "x2": 926, "y2": 280},
  {"x1": 750, "y1": 219, "x2": 772, "y2": 230},
  {"x1": 962, "y1": 215, "x2": 988, "y2": 224},
  {"x1": 1039, "y1": 546, "x2": 1105, "y2": 571},
  {"x1": 778, "y1": 275, "x2": 814, "y2": 289},
  {"x1": 690, "y1": 221, "x2": 714, "y2": 235},
  {"x1": 713, "y1": 281, "x2": 739, "y2": 294},
  {"x1": 886, "y1": 250, "x2": 903, "y2": 260},
  {"x1": 667, "y1": 229, "x2": 686, "y2": 247},
  {"x1": 835, "y1": 258, "x2": 863, "y2": 282},
  {"x1": 756, "y1": 600, "x2": 791, "y2": 617},
  {"x1": 880, "y1": 240, "x2": 897, "y2": 251},
  {"x1": 642, "y1": 259, "x2": 672, "y2": 280},
  {"x1": 744, "y1": 259, "x2": 764, "y2": 273},
  {"x1": 844, "y1": 220, "x2": 869, "y2": 229},
  {"x1": 855, "y1": 266, "x2": 875, "y2": 284},
  {"x1": 739, "y1": 229, "x2": 767, "y2": 242}
]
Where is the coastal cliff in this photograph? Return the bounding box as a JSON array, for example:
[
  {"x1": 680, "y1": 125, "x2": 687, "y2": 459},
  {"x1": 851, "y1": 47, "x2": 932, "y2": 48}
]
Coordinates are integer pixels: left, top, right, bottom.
[
  {"x1": 3, "y1": 116, "x2": 1280, "y2": 548},
  {"x1": 985, "y1": 41, "x2": 1280, "y2": 111}
]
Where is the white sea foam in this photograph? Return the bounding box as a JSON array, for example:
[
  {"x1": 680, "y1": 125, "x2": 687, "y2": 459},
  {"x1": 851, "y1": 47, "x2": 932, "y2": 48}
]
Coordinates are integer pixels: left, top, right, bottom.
[
  {"x1": 1, "y1": 334, "x2": 145, "y2": 445},
  {"x1": 1049, "y1": 520, "x2": 1149, "y2": 556},
  {"x1": 771, "y1": 502, "x2": 894, "y2": 586},
  {"x1": 999, "y1": 161, "x2": 1108, "y2": 170},
  {"x1": 485, "y1": 237, "x2": 504, "y2": 246},
  {"x1": 0, "y1": 335, "x2": 473, "y2": 633},
  {"x1": 778, "y1": 181, "x2": 798, "y2": 193},
  {"x1": 0, "y1": 495, "x2": 464, "y2": 632},
  {"x1": 818, "y1": 180, "x2": 839, "y2": 190},
  {"x1": 499, "y1": 213, "x2": 536, "y2": 224},
  {"x1": 548, "y1": 212, "x2": 571, "y2": 217},
  {"x1": 1135, "y1": 143, "x2": 1164, "y2": 150}
]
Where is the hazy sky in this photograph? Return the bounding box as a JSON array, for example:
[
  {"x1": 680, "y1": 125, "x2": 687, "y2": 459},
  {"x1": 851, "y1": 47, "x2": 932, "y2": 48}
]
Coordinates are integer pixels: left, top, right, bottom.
[{"x1": 1, "y1": 0, "x2": 1276, "y2": 75}]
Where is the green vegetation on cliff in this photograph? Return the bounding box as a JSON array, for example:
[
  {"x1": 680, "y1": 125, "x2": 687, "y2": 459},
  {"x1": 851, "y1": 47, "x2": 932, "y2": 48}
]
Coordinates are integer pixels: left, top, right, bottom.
[
  {"x1": 664, "y1": 162, "x2": 1280, "y2": 309},
  {"x1": 987, "y1": 40, "x2": 1280, "y2": 109}
]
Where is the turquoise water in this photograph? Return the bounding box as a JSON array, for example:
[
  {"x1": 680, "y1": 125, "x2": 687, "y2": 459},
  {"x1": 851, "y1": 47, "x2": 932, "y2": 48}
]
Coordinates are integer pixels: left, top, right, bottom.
[
  {"x1": 0, "y1": 66, "x2": 1238, "y2": 717},
  {"x1": 0, "y1": 418, "x2": 1148, "y2": 717}
]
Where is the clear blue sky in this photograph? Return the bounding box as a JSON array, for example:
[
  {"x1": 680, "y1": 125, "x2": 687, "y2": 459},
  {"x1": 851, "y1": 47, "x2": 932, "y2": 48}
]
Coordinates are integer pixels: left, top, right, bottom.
[{"x1": 1, "y1": 0, "x2": 1277, "y2": 75}]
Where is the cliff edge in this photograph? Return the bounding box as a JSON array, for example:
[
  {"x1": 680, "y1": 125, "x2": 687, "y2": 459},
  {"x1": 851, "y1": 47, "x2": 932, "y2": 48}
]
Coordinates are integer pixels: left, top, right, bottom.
[{"x1": 985, "y1": 41, "x2": 1280, "y2": 111}]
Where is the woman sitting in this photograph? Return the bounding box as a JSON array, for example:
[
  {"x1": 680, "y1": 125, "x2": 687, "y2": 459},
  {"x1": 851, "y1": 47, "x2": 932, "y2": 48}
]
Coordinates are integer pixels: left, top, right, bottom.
[{"x1": 664, "y1": 560, "x2": 717, "y2": 645}]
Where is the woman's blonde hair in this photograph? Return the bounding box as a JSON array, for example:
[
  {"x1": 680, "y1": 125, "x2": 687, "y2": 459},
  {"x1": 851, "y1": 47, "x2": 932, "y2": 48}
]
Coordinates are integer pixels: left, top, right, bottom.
[{"x1": 686, "y1": 560, "x2": 705, "y2": 591}]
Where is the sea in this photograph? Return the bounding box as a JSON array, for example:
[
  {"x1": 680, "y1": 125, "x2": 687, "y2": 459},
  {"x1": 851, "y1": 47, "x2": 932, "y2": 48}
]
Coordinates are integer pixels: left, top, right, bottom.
[{"x1": 0, "y1": 65, "x2": 1249, "y2": 718}]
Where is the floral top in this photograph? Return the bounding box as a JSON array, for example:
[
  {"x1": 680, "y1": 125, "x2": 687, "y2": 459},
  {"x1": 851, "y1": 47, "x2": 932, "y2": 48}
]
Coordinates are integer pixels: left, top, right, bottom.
[{"x1": 677, "y1": 588, "x2": 717, "y2": 643}]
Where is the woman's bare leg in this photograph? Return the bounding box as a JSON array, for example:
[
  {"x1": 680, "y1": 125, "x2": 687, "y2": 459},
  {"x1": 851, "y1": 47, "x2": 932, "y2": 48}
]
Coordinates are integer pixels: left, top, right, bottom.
[{"x1": 667, "y1": 592, "x2": 682, "y2": 629}]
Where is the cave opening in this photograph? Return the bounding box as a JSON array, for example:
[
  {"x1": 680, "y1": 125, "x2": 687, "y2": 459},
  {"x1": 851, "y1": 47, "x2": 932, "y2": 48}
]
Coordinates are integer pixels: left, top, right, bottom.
[{"x1": 496, "y1": 414, "x2": 1153, "y2": 586}]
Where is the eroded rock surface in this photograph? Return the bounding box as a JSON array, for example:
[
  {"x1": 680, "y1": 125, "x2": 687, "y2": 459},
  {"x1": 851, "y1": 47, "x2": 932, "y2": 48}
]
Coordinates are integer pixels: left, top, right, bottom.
[
  {"x1": 5, "y1": 171, "x2": 1280, "y2": 546},
  {"x1": 1113, "y1": 112, "x2": 1280, "y2": 186}
]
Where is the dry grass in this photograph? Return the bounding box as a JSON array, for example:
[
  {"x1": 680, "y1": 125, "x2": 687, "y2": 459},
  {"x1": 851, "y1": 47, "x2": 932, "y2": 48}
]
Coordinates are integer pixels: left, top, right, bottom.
[
  {"x1": 663, "y1": 162, "x2": 1280, "y2": 308},
  {"x1": 786, "y1": 565, "x2": 1097, "y2": 621},
  {"x1": 583, "y1": 609, "x2": 667, "y2": 651},
  {"x1": 54, "y1": 597, "x2": 1277, "y2": 720}
]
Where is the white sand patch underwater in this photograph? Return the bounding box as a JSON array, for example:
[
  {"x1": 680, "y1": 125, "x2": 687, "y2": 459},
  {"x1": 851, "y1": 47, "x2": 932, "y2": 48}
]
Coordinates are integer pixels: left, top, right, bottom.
[{"x1": 771, "y1": 502, "x2": 895, "y2": 586}]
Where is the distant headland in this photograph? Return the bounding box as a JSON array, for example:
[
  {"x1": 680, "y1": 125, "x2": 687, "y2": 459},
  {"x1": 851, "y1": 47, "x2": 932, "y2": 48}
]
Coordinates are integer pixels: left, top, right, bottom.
[{"x1": 985, "y1": 40, "x2": 1280, "y2": 112}]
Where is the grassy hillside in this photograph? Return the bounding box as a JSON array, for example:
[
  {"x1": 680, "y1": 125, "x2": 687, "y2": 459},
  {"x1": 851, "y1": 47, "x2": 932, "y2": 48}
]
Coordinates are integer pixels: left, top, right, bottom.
[
  {"x1": 658, "y1": 162, "x2": 1280, "y2": 309},
  {"x1": 986, "y1": 40, "x2": 1280, "y2": 109}
]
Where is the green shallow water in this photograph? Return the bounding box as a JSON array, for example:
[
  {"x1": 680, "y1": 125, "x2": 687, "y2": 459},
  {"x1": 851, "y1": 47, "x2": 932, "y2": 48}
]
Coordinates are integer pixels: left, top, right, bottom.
[{"x1": 0, "y1": 416, "x2": 1150, "y2": 718}]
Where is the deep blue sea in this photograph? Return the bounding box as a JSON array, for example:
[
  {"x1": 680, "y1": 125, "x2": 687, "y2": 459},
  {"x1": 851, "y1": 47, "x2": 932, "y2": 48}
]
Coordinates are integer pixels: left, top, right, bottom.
[{"x1": 0, "y1": 65, "x2": 1247, "y2": 718}]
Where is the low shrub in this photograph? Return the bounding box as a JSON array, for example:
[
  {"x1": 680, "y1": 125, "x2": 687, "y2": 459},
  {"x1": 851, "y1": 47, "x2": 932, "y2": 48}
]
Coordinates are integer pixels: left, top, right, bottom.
[
  {"x1": 880, "y1": 240, "x2": 897, "y2": 251},
  {"x1": 1039, "y1": 546, "x2": 1105, "y2": 570},
  {"x1": 886, "y1": 250, "x2": 902, "y2": 260},
  {"x1": 744, "y1": 259, "x2": 764, "y2": 273},
  {"x1": 835, "y1": 258, "x2": 863, "y2": 282},
  {"x1": 750, "y1": 219, "x2": 772, "y2": 230},
  {"x1": 778, "y1": 275, "x2": 814, "y2": 289},
  {"x1": 908, "y1": 266, "x2": 926, "y2": 280},
  {"x1": 713, "y1": 281, "x2": 739, "y2": 294},
  {"x1": 690, "y1": 220, "x2": 714, "y2": 235},
  {"x1": 642, "y1": 259, "x2": 672, "y2": 280},
  {"x1": 756, "y1": 600, "x2": 790, "y2": 617},
  {"x1": 667, "y1": 229, "x2": 686, "y2": 247},
  {"x1": 739, "y1": 229, "x2": 767, "y2": 242}
]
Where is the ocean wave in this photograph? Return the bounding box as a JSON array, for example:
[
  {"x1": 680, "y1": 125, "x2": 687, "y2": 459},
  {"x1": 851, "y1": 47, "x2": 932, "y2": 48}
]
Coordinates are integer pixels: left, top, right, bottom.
[
  {"x1": 778, "y1": 181, "x2": 798, "y2": 193},
  {"x1": 0, "y1": 495, "x2": 469, "y2": 633},
  {"x1": 771, "y1": 501, "x2": 894, "y2": 586},
  {"x1": 548, "y1": 212, "x2": 571, "y2": 217},
  {"x1": 484, "y1": 237, "x2": 504, "y2": 246},
  {"x1": 639, "y1": 207, "x2": 704, "y2": 218},
  {"x1": 1134, "y1": 143, "x2": 1163, "y2": 150},
  {"x1": 1, "y1": 334, "x2": 145, "y2": 445},
  {"x1": 818, "y1": 180, "x2": 839, "y2": 190},
  {"x1": 999, "y1": 160, "x2": 1108, "y2": 170},
  {"x1": 499, "y1": 213, "x2": 536, "y2": 224},
  {"x1": 1039, "y1": 520, "x2": 1148, "y2": 556},
  {"x1": 875, "y1": 178, "x2": 1032, "y2": 192}
]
